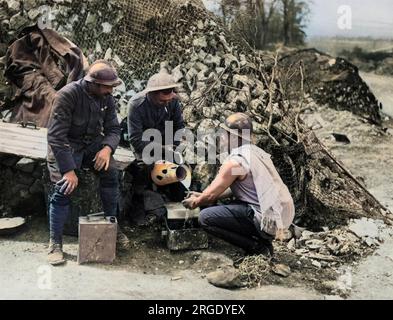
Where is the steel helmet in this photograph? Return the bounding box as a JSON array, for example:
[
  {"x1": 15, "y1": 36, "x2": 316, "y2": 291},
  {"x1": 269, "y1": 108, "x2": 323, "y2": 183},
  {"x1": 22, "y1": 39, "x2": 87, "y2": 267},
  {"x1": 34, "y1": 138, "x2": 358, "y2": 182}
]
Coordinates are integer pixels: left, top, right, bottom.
[
  {"x1": 143, "y1": 72, "x2": 182, "y2": 93},
  {"x1": 84, "y1": 60, "x2": 122, "y2": 87},
  {"x1": 219, "y1": 113, "x2": 253, "y2": 141}
]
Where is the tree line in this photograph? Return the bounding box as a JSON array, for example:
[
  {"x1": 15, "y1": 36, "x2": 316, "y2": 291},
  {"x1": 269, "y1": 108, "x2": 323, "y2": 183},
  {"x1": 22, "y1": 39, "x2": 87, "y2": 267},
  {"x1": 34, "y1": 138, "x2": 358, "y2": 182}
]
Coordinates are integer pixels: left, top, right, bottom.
[{"x1": 209, "y1": 0, "x2": 311, "y2": 49}]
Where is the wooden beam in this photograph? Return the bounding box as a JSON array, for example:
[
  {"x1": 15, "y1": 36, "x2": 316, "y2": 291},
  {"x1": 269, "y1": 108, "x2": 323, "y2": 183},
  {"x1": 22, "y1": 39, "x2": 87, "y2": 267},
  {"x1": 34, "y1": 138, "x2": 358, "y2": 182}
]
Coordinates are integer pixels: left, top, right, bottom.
[{"x1": 0, "y1": 122, "x2": 134, "y2": 168}]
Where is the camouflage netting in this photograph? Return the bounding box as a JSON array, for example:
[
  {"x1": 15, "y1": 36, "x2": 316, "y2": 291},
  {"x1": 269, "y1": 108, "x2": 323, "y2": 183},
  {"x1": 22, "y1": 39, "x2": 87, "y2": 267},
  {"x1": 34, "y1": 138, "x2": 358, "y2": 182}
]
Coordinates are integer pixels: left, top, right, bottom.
[
  {"x1": 0, "y1": 0, "x2": 391, "y2": 229},
  {"x1": 276, "y1": 48, "x2": 383, "y2": 125}
]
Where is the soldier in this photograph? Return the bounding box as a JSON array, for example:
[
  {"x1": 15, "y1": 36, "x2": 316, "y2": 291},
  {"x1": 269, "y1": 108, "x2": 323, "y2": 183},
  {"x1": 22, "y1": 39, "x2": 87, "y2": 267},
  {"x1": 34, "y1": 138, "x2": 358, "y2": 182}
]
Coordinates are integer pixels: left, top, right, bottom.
[
  {"x1": 125, "y1": 72, "x2": 186, "y2": 224},
  {"x1": 128, "y1": 71, "x2": 185, "y2": 161},
  {"x1": 47, "y1": 60, "x2": 129, "y2": 266},
  {"x1": 183, "y1": 113, "x2": 295, "y2": 257}
]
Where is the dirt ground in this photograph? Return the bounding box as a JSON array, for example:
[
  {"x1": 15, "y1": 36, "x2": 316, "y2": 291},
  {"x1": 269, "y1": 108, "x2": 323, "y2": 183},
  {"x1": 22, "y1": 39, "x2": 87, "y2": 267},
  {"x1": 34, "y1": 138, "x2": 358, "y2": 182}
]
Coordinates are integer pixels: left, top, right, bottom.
[{"x1": 1, "y1": 72, "x2": 393, "y2": 300}]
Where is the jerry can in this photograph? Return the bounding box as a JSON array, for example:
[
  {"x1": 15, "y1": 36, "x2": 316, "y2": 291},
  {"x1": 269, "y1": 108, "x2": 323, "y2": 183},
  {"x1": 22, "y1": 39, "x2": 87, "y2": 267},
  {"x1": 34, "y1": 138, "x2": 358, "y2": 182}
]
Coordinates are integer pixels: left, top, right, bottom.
[{"x1": 78, "y1": 213, "x2": 117, "y2": 264}]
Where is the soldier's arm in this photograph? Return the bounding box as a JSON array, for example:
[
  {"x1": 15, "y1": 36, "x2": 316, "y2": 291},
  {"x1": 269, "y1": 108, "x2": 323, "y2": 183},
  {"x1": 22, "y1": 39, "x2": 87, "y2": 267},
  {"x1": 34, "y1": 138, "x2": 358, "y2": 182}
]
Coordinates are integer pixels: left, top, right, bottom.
[
  {"x1": 172, "y1": 100, "x2": 185, "y2": 146},
  {"x1": 128, "y1": 102, "x2": 150, "y2": 154},
  {"x1": 47, "y1": 91, "x2": 77, "y2": 175},
  {"x1": 182, "y1": 161, "x2": 244, "y2": 209},
  {"x1": 102, "y1": 96, "x2": 121, "y2": 153}
]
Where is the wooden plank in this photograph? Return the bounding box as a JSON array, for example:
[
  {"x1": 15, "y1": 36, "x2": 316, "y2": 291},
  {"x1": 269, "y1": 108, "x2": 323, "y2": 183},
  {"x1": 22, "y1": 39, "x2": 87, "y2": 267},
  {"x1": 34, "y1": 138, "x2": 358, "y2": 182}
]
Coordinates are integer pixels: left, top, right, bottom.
[
  {"x1": 0, "y1": 122, "x2": 134, "y2": 167},
  {"x1": 0, "y1": 131, "x2": 47, "y2": 143},
  {"x1": 0, "y1": 137, "x2": 47, "y2": 151},
  {"x1": 0, "y1": 145, "x2": 46, "y2": 159},
  {"x1": 0, "y1": 122, "x2": 47, "y2": 138}
]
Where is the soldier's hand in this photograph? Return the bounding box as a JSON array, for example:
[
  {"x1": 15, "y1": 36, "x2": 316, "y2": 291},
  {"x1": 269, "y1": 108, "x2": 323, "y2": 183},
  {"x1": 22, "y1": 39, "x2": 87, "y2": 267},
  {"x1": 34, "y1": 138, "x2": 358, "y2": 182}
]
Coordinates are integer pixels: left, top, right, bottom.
[
  {"x1": 57, "y1": 170, "x2": 78, "y2": 195},
  {"x1": 93, "y1": 146, "x2": 112, "y2": 171},
  {"x1": 182, "y1": 195, "x2": 198, "y2": 210}
]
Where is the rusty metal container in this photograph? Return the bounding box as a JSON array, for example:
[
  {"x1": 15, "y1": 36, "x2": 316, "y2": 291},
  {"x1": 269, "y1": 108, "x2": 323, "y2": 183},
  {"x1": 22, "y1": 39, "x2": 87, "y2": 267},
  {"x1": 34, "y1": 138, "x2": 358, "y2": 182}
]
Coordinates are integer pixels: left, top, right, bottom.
[{"x1": 78, "y1": 214, "x2": 117, "y2": 264}]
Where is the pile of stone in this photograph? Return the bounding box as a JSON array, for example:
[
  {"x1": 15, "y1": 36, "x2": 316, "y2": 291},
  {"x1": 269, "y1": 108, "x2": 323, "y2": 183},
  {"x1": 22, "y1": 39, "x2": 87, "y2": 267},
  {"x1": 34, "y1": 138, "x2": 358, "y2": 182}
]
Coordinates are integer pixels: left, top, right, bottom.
[
  {"x1": 0, "y1": 0, "x2": 47, "y2": 50},
  {"x1": 0, "y1": 154, "x2": 45, "y2": 217},
  {"x1": 289, "y1": 217, "x2": 391, "y2": 264},
  {"x1": 233, "y1": 217, "x2": 392, "y2": 293}
]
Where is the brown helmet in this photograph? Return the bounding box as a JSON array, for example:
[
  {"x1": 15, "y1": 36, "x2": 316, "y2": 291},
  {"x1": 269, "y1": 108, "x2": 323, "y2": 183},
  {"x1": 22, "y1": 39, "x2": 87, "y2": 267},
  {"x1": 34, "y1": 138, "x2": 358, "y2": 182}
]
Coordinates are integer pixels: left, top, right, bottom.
[
  {"x1": 219, "y1": 113, "x2": 253, "y2": 141},
  {"x1": 84, "y1": 60, "x2": 122, "y2": 87}
]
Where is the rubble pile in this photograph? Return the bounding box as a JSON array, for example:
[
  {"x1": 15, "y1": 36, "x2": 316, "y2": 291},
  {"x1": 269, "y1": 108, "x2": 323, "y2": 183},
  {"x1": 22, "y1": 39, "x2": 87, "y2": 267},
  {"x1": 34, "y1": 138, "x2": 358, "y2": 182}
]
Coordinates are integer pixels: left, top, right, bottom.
[
  {"x1": 0, "y1": 0, "x2": 391, "y2": 229},
  {"x1": 0, "y1": 154, "x2": 46, "y2": 216},
  {"x1": 237, "y1": 217, "x2": 393, "y2": 291},
  {"x1": 277, "y1": 48, "x2": 383, "y2": 125},
  {"x1": 339, "y1": 48, "x2": 393, "y2": 76}
]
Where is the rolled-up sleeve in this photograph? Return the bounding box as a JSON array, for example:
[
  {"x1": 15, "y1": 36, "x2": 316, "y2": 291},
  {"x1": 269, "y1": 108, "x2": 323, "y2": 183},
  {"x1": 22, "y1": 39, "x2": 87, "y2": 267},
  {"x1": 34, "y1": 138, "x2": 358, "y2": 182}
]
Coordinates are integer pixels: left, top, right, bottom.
[
  {"x1": 47, "y1": 91, "x2": 77, "y2": 174},
  {"x1": 102, "y1": 96, "x2": 121, "y2": 153}
]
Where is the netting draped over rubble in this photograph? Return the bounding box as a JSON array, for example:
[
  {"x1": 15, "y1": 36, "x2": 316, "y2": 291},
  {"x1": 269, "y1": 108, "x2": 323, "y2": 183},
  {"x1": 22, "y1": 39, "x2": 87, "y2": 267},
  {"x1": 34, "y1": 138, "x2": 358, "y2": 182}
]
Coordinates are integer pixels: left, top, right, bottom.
[
  {"x1": 276, "y1": 49, "x2": 383, "y2": 125},
  {"x1": 0, "y1": 0, "x2": 390, "y2": 228}
]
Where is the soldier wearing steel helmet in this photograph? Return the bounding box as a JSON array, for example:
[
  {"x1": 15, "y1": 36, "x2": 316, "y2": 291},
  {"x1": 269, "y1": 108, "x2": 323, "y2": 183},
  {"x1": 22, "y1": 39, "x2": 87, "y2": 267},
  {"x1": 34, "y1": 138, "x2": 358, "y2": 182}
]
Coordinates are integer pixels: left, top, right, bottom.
[
  {"x1": 124, "y1": 71, "x2": 186, "y2": 225},
  {"x1": 183, "y1": 113, "x2": 295, "y2": 257},
  {"x1": 127, "y1": 71, "x2": 185, "y2": 161},
  {"x1": 46, "y1": 60, "x2": 129, "y2": 265}
]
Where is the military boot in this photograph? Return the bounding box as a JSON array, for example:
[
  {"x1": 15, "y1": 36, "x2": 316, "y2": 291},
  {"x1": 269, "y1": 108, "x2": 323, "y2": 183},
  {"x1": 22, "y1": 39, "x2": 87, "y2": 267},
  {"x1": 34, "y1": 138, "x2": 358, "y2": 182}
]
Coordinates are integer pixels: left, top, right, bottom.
[
  {"x1": 47, "y1": 241, "x2": 66, "y2": 266},
  {"x1": 117, "y1": 229, "x2": 131, "y2": 251}
]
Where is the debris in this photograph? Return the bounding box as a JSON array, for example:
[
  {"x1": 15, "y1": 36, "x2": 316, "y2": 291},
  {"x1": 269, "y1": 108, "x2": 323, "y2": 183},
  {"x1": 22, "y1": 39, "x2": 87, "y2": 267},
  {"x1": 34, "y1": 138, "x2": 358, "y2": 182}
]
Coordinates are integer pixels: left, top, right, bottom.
[
  {"x1": 305, "y1": 239, "x2": 324, "y2": 250},
  {"x1": 331, "y1": 133, "x2": 351, "y2": 144},
  {"x1": 15, "y1": 158, "x2": 36, "y2": 173},
  {"x1": 278, "y1": 48, "x2": 382, "y2": 125},
  {"x1": 0, "y1": 217, "x2": 26, "y2": 236},
  {"x1": 306, "y1": 253, "x2": 339, "y2": 262},
  {"x1": 292, "y1": 225, "x2": 306, "y2": 239},
  {"x1": 9, "y1": 12, "x2": 29, "y2": 30},
  {"x1": 171, "y1": 276, "x2": 183, "y2": 281},
  {"x1": 101, "y1": 22, "x2": 113, "y2": 33},
  {"x1": 272, "y1": 264, "x2": 291, "y2": 278},
  {"x1": 238, "y1": 255, "x2": 270, "y2": 286},
  {"x1": 206, "y1": 267, "x2": 244, "y2": 289},
  {"x1": 6, "y1": 0, "x2": 20, "y2": 13},
  {"x1": 287, "y1": 238, "x2": 296, "y2": 250}
]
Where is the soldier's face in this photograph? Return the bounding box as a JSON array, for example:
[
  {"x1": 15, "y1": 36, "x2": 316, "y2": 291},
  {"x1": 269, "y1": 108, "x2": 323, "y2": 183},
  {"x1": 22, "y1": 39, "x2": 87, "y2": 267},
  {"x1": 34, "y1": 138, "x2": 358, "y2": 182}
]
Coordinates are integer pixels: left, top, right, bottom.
[
  {"x1": 96, "y1": 84, "x2": 114, "y2": 97},
  {"x1": 150, "y1": 89, "x2": 177, "y2": 107}
]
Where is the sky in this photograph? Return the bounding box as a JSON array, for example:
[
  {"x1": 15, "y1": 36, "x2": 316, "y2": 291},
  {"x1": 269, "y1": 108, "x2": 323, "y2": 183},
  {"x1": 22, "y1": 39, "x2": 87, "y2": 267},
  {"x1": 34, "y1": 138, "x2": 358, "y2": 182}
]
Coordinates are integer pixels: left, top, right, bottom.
[
  {"x1": 203, "y1": 0, "x2": 393, "y2": 39},
  {"x1": 306, "y1": 0, "x2": 393, "y2": 38}
]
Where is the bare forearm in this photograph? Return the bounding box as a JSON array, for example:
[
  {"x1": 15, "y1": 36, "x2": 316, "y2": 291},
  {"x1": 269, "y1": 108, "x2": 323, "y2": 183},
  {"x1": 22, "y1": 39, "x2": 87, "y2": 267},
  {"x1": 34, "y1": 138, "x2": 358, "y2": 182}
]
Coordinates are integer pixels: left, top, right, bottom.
[{"x1": 194, "y1": 188, "x2": 232, "y2": 207}]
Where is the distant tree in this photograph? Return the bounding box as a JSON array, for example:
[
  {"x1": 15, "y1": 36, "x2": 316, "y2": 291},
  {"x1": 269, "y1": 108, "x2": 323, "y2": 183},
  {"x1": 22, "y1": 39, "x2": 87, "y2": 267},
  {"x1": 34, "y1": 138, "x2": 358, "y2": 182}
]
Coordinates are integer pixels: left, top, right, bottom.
[
  {"x1": 281, "y1": 0, "x2": 310, "y2": 46},
  {"x1": 213, "y1": 0, "x2": 310, "y2": 49}
]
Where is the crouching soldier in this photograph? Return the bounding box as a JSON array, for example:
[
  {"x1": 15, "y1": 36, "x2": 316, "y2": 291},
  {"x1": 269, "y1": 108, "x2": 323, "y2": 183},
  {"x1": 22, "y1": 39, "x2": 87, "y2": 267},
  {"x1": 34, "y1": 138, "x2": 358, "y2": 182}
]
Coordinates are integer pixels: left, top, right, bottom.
[
  {"x1": 47, "y1": 60, "x2": 130, "y2": 266},
  {"x1": 183, "y1": 113, "x2": 295, "y2": 256}
]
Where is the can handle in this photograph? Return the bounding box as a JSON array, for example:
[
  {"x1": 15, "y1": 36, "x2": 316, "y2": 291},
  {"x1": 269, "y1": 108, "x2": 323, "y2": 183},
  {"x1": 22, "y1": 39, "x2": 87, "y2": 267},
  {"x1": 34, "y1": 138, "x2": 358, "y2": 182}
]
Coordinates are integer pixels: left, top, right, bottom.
[{"x1": 86, "y1": 212, "x2": 105, "y2": 221}]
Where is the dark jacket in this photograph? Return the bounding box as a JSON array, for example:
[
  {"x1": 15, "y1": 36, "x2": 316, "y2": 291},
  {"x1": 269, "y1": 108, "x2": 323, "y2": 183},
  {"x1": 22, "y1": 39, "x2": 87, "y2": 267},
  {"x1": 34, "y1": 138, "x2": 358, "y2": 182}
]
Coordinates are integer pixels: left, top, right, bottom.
[
  {"x1": 47, "y1": 79, "x2": 121, "y2": 174},
  {"x1": 127, "y1": 92, "x2": 185, "y2": 154}
]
